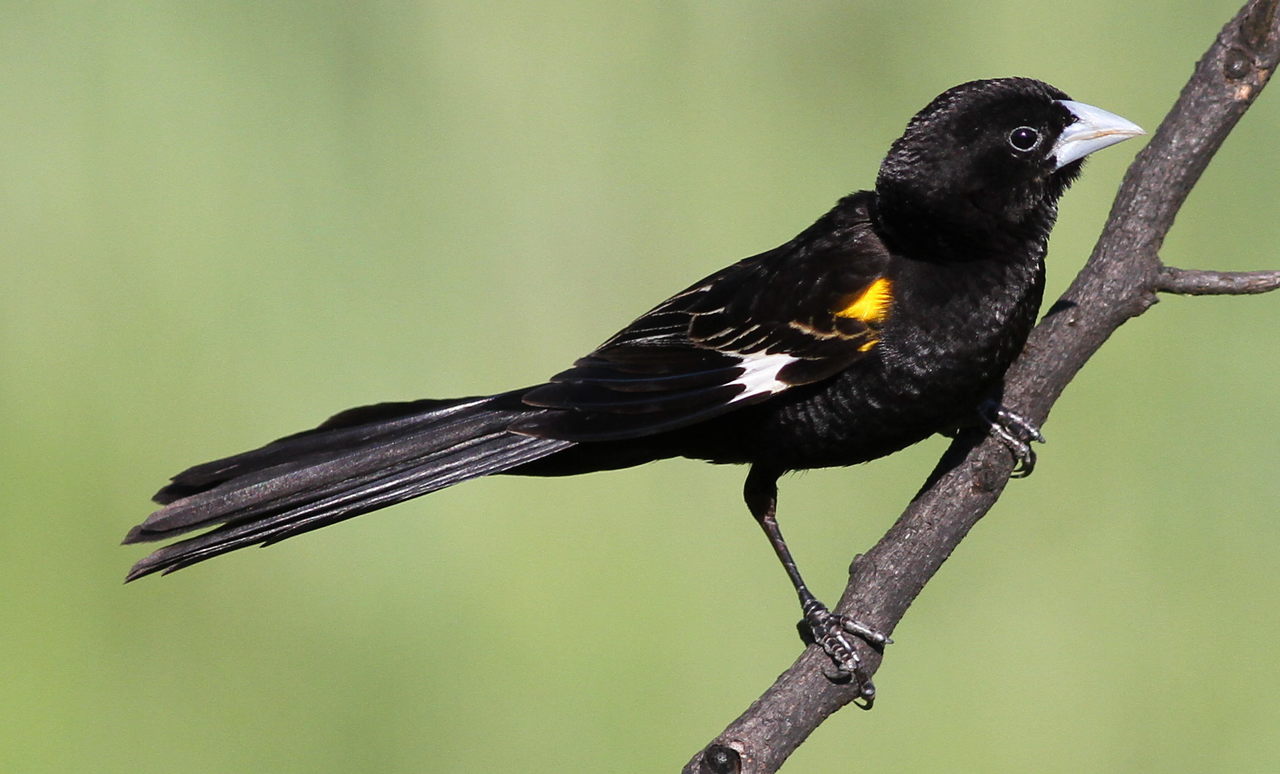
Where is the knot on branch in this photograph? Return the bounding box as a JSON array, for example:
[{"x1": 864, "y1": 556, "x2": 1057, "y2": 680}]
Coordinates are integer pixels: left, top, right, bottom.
[
  {"x1": 692, "y1": 743, "x2": 742, "y2": 774},
  {"x1": 1222, "y1": 0, "x2": 1279, "y2": 96}
]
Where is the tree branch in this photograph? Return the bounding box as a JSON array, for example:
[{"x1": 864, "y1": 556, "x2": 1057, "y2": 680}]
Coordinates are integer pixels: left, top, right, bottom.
[
  {"x1": 684, "y1": 1, "x2": 1280, "y2": 771},
  {"x1": 1157, "y1": 266, "x2": 1280, "y2": 294}
]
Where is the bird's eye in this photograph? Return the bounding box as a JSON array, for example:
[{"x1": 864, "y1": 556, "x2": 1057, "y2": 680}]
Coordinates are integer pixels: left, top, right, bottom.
[{"x1": 1007, "y1": 126, "x2": 1041, "y2": 152}]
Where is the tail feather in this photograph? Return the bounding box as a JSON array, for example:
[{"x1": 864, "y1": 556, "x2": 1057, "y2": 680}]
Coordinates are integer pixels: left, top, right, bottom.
[
  {"x1": 151, "y1": 397, "x2": 476, "y2": 504},
  {"x1": 124, "y1": 391, "x2": 573, "y2": 581}
]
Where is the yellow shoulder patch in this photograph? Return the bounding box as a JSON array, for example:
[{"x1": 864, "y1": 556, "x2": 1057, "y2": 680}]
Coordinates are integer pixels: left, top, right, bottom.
[{"x1": 835, "y1": 277, "x2": 893, "y2": 325}]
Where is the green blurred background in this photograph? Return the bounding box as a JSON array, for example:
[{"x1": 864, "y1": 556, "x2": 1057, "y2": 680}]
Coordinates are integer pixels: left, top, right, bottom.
[{"x1": 4, "y1": 1, "x2": 1278, "y2": 771}]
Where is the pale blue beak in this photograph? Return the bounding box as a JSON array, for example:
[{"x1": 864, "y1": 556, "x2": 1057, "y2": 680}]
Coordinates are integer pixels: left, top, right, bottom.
[{"x1": 1052, "y1": 100, "x2": 1145, "y2": 169}]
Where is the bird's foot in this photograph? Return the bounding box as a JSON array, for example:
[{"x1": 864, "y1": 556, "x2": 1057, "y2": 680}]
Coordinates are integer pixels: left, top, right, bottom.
[
  {"x1": 979, "y1": 401, "x2": 1044, "y2": 478},
  {"x1": 800, "y1": 600, "x2": 891, "y2": 709}
]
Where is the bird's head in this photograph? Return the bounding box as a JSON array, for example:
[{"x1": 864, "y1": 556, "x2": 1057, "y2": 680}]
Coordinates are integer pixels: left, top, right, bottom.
[{"x1": 875, "y1": 77, "x2": 1143, "y2": 241}]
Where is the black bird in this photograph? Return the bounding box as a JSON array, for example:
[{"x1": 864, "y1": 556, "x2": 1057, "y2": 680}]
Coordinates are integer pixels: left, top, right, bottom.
[{"x1": 125, "y1": 78, "x2": 1141, "y2": 694}]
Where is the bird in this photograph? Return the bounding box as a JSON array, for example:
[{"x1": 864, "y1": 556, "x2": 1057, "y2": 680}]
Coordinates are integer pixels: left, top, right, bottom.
[{"x1": 124, "y1": 77, "x2": 1142, "y2": 699}]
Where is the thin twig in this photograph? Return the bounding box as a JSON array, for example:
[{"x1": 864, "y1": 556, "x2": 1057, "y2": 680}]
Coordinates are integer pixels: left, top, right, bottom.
[{"x1": 1157, "y1": 266, "x2": 1280, "y2": 294}]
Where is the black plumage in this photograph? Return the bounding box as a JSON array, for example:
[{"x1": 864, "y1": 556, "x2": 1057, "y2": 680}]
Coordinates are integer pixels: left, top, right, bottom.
[{"x1": 125, "y1": 77, "x2": 1141, "y2": 693}]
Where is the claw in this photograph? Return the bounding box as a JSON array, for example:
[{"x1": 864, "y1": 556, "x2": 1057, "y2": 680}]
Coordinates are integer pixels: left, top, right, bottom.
[
  {"x1": 838, "y1": 616, "x2": 894, "y2": 647},
  {"x1": 979, "y1": 401, "x2": 1044, "y2": 477},
  {"x1": 853, "y1": 679, "x2": 877, "y2": 711},
  {"x1": 801, "y1": 600, "x2": 890, "y2": 706}
]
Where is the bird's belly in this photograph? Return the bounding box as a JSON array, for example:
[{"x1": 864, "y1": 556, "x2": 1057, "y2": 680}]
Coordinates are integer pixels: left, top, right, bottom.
[
  {"x1": 720, "y1": 327, "x2": 1021, "y2": 472},
  {"x1": 772, "y1": 368, "x2": 979, "y2": 469}
]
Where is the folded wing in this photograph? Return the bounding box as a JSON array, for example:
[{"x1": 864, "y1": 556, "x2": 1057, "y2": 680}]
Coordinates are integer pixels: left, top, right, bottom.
[{"x1": 516, "y1": 193, "x2": 893, "y2": 441}]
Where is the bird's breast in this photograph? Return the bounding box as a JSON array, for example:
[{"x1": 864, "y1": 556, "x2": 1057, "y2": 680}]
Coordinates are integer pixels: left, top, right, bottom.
[{"x1": 746, "y1": 252, "x2": 1045, "y2": 471}]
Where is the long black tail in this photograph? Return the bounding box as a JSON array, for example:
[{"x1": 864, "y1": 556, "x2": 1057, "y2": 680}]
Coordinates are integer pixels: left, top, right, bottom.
[{"x1": 123, "y1": 390, "x2": 573, "y2": 581}]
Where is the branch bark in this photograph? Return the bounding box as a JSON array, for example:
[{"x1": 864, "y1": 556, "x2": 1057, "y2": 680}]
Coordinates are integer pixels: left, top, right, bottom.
[
  {"x1": 1157, "y1": 266, "x2": 1280, "y2": 294},
  {"x1": 684, "y1": 1, "x2": 1280, "y2": 771}
]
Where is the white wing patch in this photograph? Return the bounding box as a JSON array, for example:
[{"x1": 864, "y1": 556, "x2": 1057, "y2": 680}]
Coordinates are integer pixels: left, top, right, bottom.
[{"x1": 729, "y1": 351, "x2": 800, "y2": 403}]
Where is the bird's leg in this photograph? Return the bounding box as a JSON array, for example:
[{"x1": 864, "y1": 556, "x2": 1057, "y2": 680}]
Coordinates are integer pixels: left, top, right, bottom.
[
  {"x1": 978, "y1": 400, "x2": 1045, "y2": 478},
  {"x1": 743, "y1": 467, "x2": 890, "y2": 707}
]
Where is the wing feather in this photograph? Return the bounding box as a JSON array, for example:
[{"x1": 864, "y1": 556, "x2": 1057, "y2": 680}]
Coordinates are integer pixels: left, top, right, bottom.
[{"x1": 518, "y1": 192, "x2": 892, "y2": 441}]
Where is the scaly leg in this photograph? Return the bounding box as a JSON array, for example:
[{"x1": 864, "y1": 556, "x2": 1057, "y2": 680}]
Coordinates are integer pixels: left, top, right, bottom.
[{"x1": 743, "y1": 466, "x2": 890, "y2": 707}]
